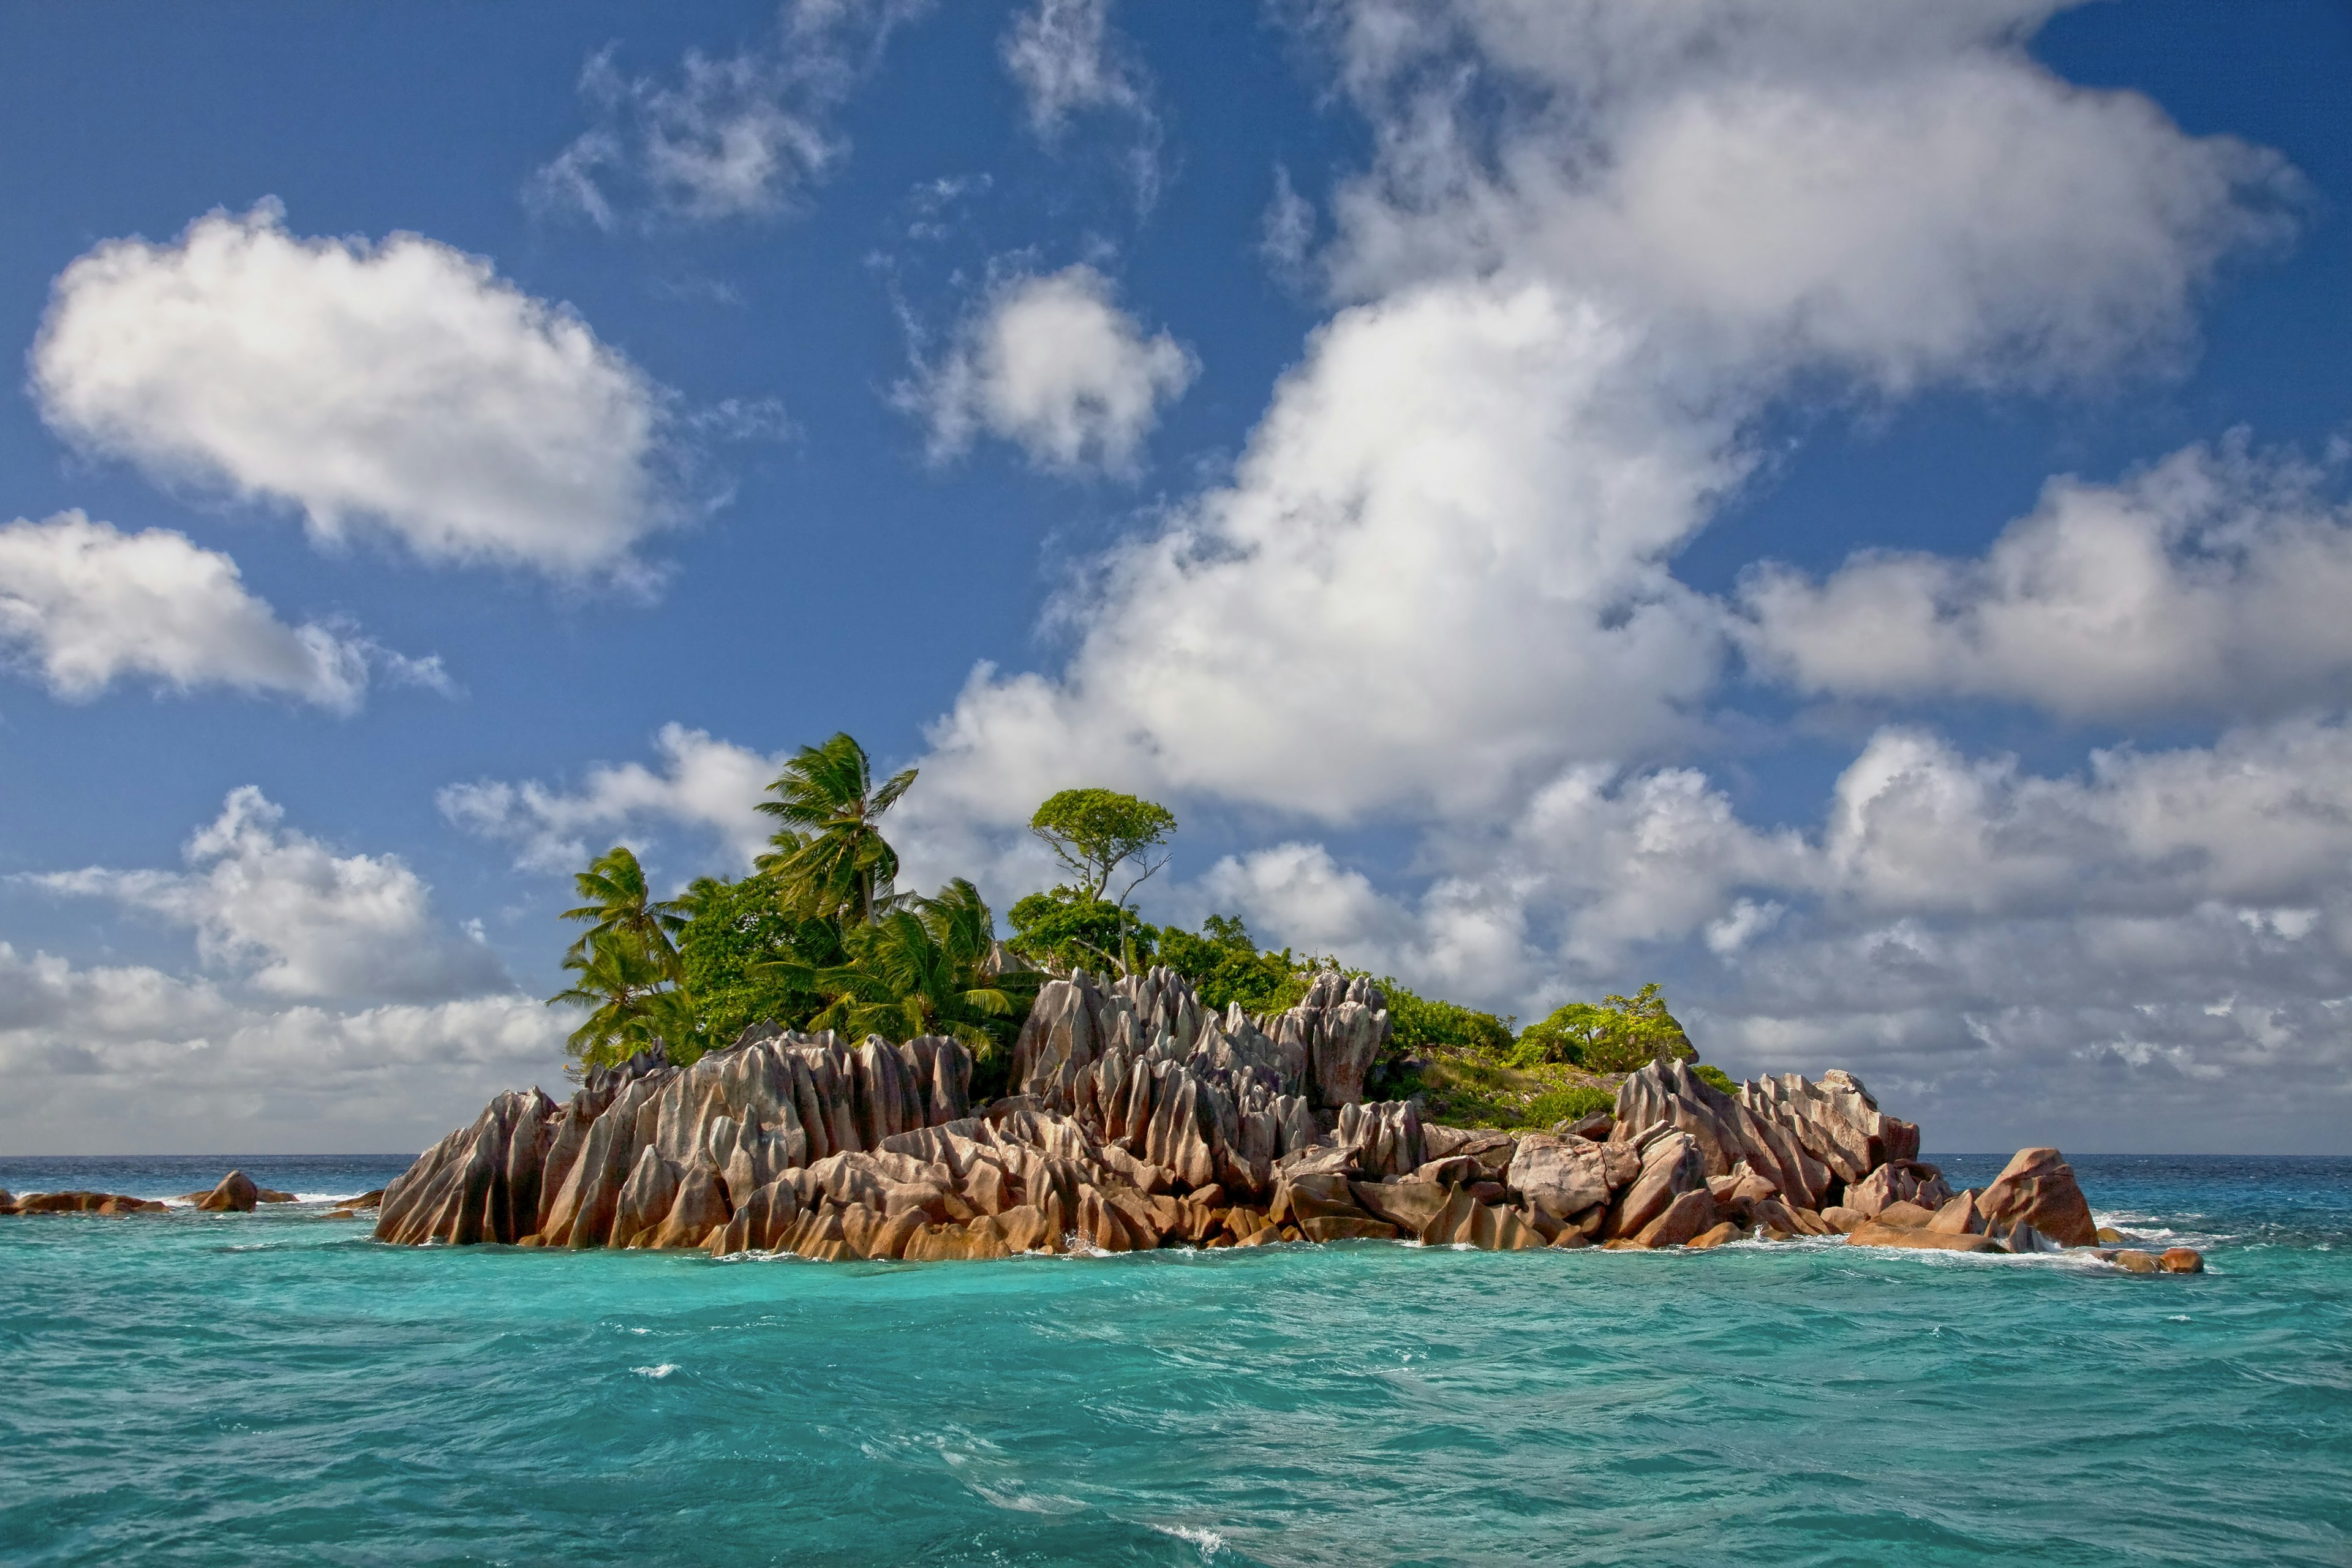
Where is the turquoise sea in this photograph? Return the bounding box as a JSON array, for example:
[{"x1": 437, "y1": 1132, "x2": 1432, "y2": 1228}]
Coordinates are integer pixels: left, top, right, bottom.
[{"x1": 2, "y1": 1153, "x2": 2346, "y2": 1566}]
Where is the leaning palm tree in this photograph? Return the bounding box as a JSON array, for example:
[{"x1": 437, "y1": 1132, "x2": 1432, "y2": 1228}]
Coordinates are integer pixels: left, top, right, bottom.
[
  {"x1": 560, "y1": 845, "x2": 688, "y2": 980},
  {"x1": 755, "y1": 733, "x2": 918, "y2": 926}
]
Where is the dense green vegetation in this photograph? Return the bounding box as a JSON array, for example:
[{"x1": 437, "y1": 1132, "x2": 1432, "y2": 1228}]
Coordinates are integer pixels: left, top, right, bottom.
[
  {"x1": 549, "y1": 733, "x2": 1028, "y2": 1076},
  {"x1": 1510, "y1": 983, "x2": 1696, "y2": 1073},
  {"x1": 543, "y1": 730, "x2": 1740, "y2": 1123}
]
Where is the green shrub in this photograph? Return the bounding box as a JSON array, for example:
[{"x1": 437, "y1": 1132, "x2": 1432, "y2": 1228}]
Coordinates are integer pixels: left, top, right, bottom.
[
  {"x1": 1692, "y1": 1063, "x2": 1738, "y2": 1095},
  {"x1": 1523, "y1": 1084, "x2": 1617, "y2": 1128},
  {"x1": 674, "y1": 873, "x2": 839, "y2": 1052},
  {"x1": 1515, "y1": 983, "x2": 1695, "y2": 1072},
  {"x1": 1379, "y1": 978, "x2": 1515, "y2": 1057},
  {"x1": 1006, "y1": 886, "x2": 1158, "y2": 974},
  {"x1": 1158, "y1": 915, "x2": 1309, "y2": 1015}
]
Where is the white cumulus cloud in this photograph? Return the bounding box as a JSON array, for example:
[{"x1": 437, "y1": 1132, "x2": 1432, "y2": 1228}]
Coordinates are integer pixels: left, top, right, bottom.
[
  {"x1": 900, "y1": 265, "x2": 1196, "y2": 477},
  {"x1": 0, "y1": 511, "x2": 440, "y2": 710},
  {"x1": 35, "y1": 786, "x2": 510, "y2": 1003},
  {"x1": 910, "y1": 279, "x2": 1735, "y2": 826},
  {"x1": 907, "y1": 0, "x2": 2288, "y2": 839},
  {"x1": 1003, "y1": 0, "x2": 1147, "y2": 134},
  {"x1": 1175, "y1": 717, "x2": 2352, "y2": 1149},
  {"x1": 32, "y1": 202, "x2": 675, "y2": 582},
  {"x1": 438, "y1": 723, "x2": 785, "y2": 874},
  {"x1": 1738, "y1": 439, "x2": 2352, "y2": 720},
  {"x1": 1317, "y1": 0, "x2": 2294, "y2": 390},
  {"x1": 0, "y1": 940, "x2": 568, "y2": 1155}
]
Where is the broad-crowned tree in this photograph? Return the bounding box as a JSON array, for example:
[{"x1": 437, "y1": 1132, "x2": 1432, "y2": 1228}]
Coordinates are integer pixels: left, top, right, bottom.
[{"x1": 1027, "y1": 788, "x2": 1177, "y2": 973}]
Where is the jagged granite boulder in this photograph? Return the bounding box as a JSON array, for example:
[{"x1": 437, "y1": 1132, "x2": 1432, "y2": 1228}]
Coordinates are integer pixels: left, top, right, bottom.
[
  {"x1": 1605, "y1": 1128, "x2": 1707, "y2": 1239},
  {"x1": 1977, "y1": 1147, "x2": 2098, "y2": 1248},
  {"x1": 1845, "y1": 1160, "x2": 1954, "y2": 1219}
]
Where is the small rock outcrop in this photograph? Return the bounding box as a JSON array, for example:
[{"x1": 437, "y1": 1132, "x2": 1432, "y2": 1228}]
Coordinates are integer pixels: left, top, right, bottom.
[
  {"x1": 4, "y1": 1190, "x2": 166, "y2": 1215},
  {"x1": 1975, "y1": 1147, "x2": 2098, "y2": 1248},
  {"x1": 196, "y1": 1172, "x2": 260, "y2": 1213}
]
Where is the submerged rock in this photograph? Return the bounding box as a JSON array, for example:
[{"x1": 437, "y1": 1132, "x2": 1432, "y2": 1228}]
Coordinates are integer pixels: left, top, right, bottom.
[
  {"x1": 10, "y1": 1190, "x2": 165, "y2": 1215},
  {"x1": 1847, "y1": 1219, "x2": 2005, "y2": 1254}
]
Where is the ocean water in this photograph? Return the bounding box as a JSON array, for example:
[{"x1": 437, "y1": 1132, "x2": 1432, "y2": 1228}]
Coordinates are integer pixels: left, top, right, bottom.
[{"x1": 2, "y1": 1153, "x2": 2346, "y2": 1567}]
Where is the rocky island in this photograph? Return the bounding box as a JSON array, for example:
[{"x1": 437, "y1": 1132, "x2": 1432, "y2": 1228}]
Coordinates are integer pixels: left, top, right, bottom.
[{"x1": 363, "y1": 967, "x2": 2203, "y2": 1273}]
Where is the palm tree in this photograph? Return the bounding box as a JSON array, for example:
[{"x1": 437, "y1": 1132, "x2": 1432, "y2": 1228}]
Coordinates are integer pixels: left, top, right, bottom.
[
  {"x1": 755, "y1": 733, "x2": 918, "y2": 926},
  {"x1": 763, "y1": 879, "x2": 1035, "y2": 1052},
  {"x1": 547, "y1": 933, "x2": 676, "y2": 1068},
  {"x1": 560, "y1": 846, "x2": 688, "y2": 980}
]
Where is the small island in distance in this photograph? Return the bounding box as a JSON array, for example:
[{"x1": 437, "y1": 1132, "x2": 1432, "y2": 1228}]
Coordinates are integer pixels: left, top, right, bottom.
[
  {"x1": 356, "y1": 965, "x2": 2203, "y2": 1275},
  {"x1": 5, "y1": 734, "x2": 2204, "y2": 1277}
]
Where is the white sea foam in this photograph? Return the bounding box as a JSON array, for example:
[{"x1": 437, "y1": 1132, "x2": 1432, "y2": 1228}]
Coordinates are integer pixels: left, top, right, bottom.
[
  {"x1": 632, "y1": 1363, "x2": 677, "y2": 1379},
  {"x1": 1150, "y1": 1522, "x2": 1228, "y2": 1558},
  {"x1": 968, "y1": 1482, "x2": 1087, "y2": 1515}
]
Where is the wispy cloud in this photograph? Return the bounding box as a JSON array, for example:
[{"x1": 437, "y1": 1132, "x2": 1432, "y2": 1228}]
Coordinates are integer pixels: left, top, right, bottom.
[{"x1": 532, "y1": 0, "x2": 928, "y2": 228}]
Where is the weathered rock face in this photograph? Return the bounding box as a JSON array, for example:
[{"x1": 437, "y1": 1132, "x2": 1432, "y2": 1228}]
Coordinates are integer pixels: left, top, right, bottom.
[
  {"x1": 1632, "y1": 1188, "x2": 1722, "y2": 1248},
  {"x1": 378, "y1": 1029, "x2": 974, "y2": 1248},
  {"x1": 1507, "y1": 1134, "x2": 1613, "y2": 1220},
  {"x1": 1976, "y1": 1148, "x2": 2098, "y2": 1248},
  {"x1": 1610, "y1": 1060, "x2": 1923, "y2": 1215},
  {"x1": 1928, "y1": 1191, "x2": 1987, "y2": 1235},
  {"x1": 1605, "y1": 1128, "x2": 1706, "y2": 1239},
  {"x1": 1845, "y1": 1161, "x2": 1954, "y2": 1219},
  {"x1": 1009, "y1": 966, "x2": 1395, "y2": 1191}
]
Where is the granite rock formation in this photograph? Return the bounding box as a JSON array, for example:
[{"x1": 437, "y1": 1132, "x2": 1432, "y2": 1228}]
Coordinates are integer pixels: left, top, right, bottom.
[
  {"x1": 370, "y1": 970, "x2": 2177, "y2": 1267},
  {"x1": 1975, "y1": 1147, "x2": 2098, "y2": 1248}
]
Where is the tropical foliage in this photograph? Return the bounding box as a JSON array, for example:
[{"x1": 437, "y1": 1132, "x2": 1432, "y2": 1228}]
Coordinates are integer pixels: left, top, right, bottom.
[
  {"x1": 673, "y1": 872, "x2": 839, "y2": 1049},
  {"x1": 765, "y1": 879, "x2": 1038, "y2": 1064},
  {"x1": 1381, "y1": 979, "x2": 1515, "y2": 1056},
  {"x1": 1523, "y1": 1084, "x2": 1617, "y2": 1126},
  {"x1": 546, "y1": 847, "x2": 692, "y2": 1066},
  {"x1": 1006, "y1": 886, "x2": 1154, "y2": 976},
  {"x1": 1512, "y1": 982, "x2": 1695, "y2": 1072},
  {"x1": 547, "y1": 734, "x2": 1044, "y2": 1080},
  {"x1": 540, "y1": 732, "x2": 1732, "y2": 1107},
  {"x1": 1157, "y1": 914, "x2": 1310, "y2": 1015},
  {"x1": 1028, "y1": 788, "x2": 1177, "y2": 901}
]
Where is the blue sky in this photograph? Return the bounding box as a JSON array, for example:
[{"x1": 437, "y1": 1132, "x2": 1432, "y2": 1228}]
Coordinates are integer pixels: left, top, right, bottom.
[{"x1": 1, "y1": 0, "x2": 2346, "y2": 1155}]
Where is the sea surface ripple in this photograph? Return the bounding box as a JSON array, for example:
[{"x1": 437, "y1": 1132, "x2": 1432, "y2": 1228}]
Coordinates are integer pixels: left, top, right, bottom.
[{"x1": 2, "y1": 1153, "x2": 2346, "y2": 1566}]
